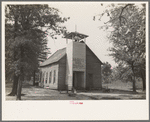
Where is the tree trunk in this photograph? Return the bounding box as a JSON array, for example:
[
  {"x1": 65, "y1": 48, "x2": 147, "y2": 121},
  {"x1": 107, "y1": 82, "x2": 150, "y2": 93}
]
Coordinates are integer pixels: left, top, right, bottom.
[
  {"x1": 16, "y1": 75, "x2": 23, "y2": 100},
  {"x1": 9, "y1": 17, "x2": 18, "y2": 96},
  {"x1": 16, "y1": 45, "x2": 24, "y2": 100},
  {"x1": 131, "y1": 63, "x2": 136, "y2": 92},
  {"x1": 132, "y1": 76, "x2": 136, "y2": 92},
  {"x1": 141, "y1": 69, "x2": 146, "y2": 91},
  {"x1": 33, "y1": 70, "x2": 35, "y2": 86},
  {"x1": 8, "y1": 75, "x2": 18, "y2": 96}
]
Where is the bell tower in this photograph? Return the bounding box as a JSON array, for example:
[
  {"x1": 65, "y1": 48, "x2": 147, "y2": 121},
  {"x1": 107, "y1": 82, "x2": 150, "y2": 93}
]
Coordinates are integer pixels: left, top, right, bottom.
[{"x1": 64, "y1": 32, "x2": 88, "y2": 91}]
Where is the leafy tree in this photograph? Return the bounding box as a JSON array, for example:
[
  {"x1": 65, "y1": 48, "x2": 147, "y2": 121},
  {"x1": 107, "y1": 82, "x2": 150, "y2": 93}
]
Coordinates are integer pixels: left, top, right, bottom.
[
  {"x1": 111, "y1": 63, "x2": 133, "y2": 82},
  {"x1": 94, "y1": 3, "x2": 146, "y2": 92},
  {"x1": 101, "y1": 62, "x2": 112, "y2": 84},
  {"x1": 5, "y1": 4, "x2": 68, "y2": 100}
]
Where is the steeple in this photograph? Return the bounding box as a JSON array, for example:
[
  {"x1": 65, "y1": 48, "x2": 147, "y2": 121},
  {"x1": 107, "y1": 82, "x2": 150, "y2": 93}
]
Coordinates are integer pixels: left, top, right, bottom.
[{"x1": 64, "y1": 31, "x2": 88, "y2": 43}]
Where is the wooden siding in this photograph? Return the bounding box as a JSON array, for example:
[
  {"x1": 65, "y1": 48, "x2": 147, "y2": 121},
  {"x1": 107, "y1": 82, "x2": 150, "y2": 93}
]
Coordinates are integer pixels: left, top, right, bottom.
[
  {"x1": 58, "y1": 55, "x2": 67, "y2": 90},
  {"x1": 39, "y1": 63, "x2": 59, "y2": 89},
  {"x1": 86, "y1": 46, "x2": 102, "y2": 89},
  {"x1": 39, "y1": 43, "x2": 102, "y2": 91}
]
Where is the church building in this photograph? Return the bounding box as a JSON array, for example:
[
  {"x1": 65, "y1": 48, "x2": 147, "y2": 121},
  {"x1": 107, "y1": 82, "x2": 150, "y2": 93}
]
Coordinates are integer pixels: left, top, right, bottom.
[{"x1": 39, "y1": 32, "x2": 103, "y2": 91}]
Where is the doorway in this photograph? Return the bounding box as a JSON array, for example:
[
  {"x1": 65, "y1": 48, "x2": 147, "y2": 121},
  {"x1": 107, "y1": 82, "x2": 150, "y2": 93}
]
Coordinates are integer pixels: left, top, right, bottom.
[{"x1": 73, "y1": 71, "x2": 84, "y2": 90}]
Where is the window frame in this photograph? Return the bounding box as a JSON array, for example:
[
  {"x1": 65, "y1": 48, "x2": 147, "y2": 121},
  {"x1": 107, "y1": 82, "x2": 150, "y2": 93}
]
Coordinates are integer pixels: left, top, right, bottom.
[
  {"x1": 49, "y1": 71, "x2": 51, "y2": 83},
  {"x1": 45, "y1": 72, "x2": 48, "y2": 84},
  {"x1": 42, "y1": 72, "x2": 45, "y2": 83},
  {"x1": 53, "y1": 70, "x2": 56, "y2": 84}
]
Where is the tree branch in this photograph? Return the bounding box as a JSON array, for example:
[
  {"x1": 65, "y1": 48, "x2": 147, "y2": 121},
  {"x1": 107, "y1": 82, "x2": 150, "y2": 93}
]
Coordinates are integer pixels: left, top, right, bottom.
[{"x1": 119, "y1": 4, "x2": 133, "y2": 26}]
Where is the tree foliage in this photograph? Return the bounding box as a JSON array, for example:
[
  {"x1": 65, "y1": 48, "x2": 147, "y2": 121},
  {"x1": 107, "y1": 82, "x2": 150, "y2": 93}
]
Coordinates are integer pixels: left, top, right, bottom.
[
  {"x1": 5, "y1": 4, "x2": 69, "y2": 99},
  {"x1": 94, "y1": 3, "x2": 146, "y2": 91},
  {"x1": 101, "y1": 62, "x2": 112, "y2": 83}
]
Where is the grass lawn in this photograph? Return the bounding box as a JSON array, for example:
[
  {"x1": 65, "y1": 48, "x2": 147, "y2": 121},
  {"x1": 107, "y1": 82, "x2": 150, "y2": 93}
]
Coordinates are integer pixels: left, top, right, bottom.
[
  {"x1": 5, "y1": 80, "x2": 146, "y2": 100},
  {"x1": 5, "y1": 81, "x2": 95, "y2": 100}
]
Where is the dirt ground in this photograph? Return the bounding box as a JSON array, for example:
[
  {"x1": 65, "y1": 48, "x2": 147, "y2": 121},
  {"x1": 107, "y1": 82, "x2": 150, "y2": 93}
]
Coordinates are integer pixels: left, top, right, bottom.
[{"x1": 5, "y1": 81, "x2": 146, "y2": 100}]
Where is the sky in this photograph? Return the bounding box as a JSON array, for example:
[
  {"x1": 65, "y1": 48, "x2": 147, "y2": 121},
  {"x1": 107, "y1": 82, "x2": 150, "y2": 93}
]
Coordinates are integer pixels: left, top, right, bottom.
[{"x1": 47, "y1": 2, "x2": 117, "y2": 67}]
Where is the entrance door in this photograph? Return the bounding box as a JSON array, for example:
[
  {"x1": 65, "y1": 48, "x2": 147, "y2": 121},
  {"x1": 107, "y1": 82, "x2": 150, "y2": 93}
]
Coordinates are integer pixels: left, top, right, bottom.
[{"x1": 73, "y1": 71, "x2": 84, "y2": 90}]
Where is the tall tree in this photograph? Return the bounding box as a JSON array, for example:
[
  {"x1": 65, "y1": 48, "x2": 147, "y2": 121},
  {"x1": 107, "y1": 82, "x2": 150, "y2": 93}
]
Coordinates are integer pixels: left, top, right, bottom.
[
  {"x1": 94, "y1": 4, "x2": 146, "y2": 92},
  {"x1": 5, "y1": 4, "x2": 68, "y2": 100}
]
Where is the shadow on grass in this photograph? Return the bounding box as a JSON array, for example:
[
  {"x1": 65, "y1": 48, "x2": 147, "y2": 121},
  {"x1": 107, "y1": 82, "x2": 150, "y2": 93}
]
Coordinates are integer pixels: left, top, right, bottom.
[
  {"x1": 7, "y1": 93, "x2": 26, "y2": 96},
  {"x1": 59, "y1": 92, "x2": 68, "y2": 94},
  {"x1": 100, "y1": 97, "x2": 121, "y2": 100},
  {"x1": 88, "y1": 96, "x2": 99, "y2": 100},
  {"x1": 68, "y1": 93, "x2": 77, "y2": 97},
  {"x1": 106, "y1": 88, "x2": 138, "y2": 94},
  {"x1": 20, "y1": 95, "x2": 92, "y2": 100},
  {"x1": 78, "y1": 88, "x2": 141, "y2": 95}
]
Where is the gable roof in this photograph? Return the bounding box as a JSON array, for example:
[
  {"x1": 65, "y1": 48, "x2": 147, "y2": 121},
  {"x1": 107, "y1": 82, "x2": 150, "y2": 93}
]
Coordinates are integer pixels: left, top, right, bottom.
[
  {"x1": 40, "y1": 48, "x2": 66, "y2": 67},
  {"x1": 86, "y1": 45, "x2": 103, "y2": 64},
  {"x1": 40, "y1": 44, "x2": 103, "y2": 67}
]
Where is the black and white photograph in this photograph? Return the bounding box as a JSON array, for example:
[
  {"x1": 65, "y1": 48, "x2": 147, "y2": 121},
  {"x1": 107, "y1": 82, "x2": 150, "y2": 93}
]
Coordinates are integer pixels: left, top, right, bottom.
[{"x1": 2, "y1": 1, "x2": 149, "y2": 120}]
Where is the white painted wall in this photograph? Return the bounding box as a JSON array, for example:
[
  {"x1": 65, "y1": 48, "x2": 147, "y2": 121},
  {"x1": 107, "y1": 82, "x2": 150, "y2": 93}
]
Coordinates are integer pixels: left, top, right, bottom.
[{"x1": 66, "y1": 42, "x2": 73, "y2": 90}]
